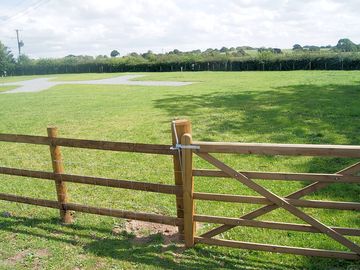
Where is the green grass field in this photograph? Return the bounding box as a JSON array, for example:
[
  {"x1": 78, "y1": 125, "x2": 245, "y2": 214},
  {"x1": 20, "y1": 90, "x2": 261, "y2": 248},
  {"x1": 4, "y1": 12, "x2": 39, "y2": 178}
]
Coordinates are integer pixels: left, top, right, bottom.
[{"x1": 0, "y1": 71, "x2": 359, "y2": 269}]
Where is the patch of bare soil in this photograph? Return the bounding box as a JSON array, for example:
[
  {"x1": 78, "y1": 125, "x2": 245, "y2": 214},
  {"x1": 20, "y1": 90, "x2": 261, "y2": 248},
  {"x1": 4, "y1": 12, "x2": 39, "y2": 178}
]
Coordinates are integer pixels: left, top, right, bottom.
[
  {"x1": 32, "y1": 249, "x2": 51, "y2": 270},
  {"x1": 5, "y1": 248, "x2": 50, "y2": 267},
  {"x1": 118, "y1": 220, "x2": 180, "y2": 246},
  {"x1": 5, "y1": 249, "x2": 30, "y2": 265},
  {"x1": 35, "y1": 248, "x2": 50, "y2": 258}
]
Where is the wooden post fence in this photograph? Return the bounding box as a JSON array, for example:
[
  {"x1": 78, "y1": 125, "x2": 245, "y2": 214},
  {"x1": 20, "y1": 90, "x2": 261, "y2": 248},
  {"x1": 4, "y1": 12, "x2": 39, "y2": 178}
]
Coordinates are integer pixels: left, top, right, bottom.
[
  {"x1": 47, "y1": 127, "x2": 73, "y2": 224},
  {"x1": 0, "y1": 120, "x2": 359, "y2": 260}
]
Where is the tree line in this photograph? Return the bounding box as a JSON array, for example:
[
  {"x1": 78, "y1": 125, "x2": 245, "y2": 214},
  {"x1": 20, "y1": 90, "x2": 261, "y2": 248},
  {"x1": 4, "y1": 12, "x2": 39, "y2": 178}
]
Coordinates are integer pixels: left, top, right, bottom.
[{"x1": 1, "y1": 38, "x2": 360, "y2": 76}]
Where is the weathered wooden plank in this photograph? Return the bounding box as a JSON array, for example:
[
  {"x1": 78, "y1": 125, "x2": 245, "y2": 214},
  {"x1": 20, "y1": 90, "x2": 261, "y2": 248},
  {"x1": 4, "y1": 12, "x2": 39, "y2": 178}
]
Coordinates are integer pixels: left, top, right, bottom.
[
  {"x1": 0, "y1": 167, "x2": 53, "y2": 179},
  {"x1": 172, "y1": 119, "x2": 192, "y2": 236},
  {"x1": 0, "y1": 193, "x2": 59, "y2": 209},
  {"x1": 195, "y1": 237, "x2": 359, "y2": 260},
  {"x1": 193, "y1": 192, "x2": 360, "y2": 211},
  {"x1": 0, "y1": 167, "x2": 181, "y2": 195},
  {"x1": 47, "y1": 127, "x2": 72, "y2": 223},
  {"x1": 0, "y1": 133, "x2": 174, "y2": 155},
  {"x1": 64, "y1": 203, "x2": 182, "y2": 226},
  {"x1": 53, "y1": 138, "x2": 174, "y2": 155},
  {"x1": 0, "y1": 193, "x2": 183, "y2": 226},
  {"x1": 194, "y1": 141, "x2": 360, "y2": 157},
  {"x1": 181, "y1": 133, "x2": 195, "y2": 247},
  {"x1": 3, "y1": 133, "x2": 360, "y2": 157},
  {"x1": 193, "y1": 169, "x2": 360, "y2": 183},
  {"x1": 194, "y1": 192, "x2": 266, "y2": 204},
  {"x1": 0, "y1": 134, "x2": 49, "y2": 145},
  {"x1": 194, "y1": 215, "x2": 360, "y2": 236},
  {"x1": 60, "y1": 174, "x2": 181, "y2": 195}
]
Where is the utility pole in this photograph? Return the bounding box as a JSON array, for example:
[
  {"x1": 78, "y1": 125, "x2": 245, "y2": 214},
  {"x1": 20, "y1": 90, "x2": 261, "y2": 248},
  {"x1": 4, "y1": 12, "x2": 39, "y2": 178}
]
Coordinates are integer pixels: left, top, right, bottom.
[{"x1": 15, "y1": 29, "x2": 24, "y2": 58}]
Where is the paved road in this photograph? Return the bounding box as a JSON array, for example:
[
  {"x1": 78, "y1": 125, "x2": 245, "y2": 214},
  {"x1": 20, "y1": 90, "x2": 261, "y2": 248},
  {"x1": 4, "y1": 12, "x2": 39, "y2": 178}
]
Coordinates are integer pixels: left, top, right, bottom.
[{"x1": 1, "y1": 75, "x2": 193, "y2": 94}]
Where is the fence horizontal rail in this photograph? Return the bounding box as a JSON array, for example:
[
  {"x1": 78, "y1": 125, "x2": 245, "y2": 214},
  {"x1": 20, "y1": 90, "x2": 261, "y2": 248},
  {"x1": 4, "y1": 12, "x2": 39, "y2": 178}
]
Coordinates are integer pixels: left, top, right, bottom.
[
  {"x1": 0, "y1": 167, "x2": 181, "y2": 195},
  {"x1": 193, "y1": 169, "x2": 360, "y2": 183},
  {"x1": 0, "y1": 134, "x2": 174, "y2": 155},
  {"x1": 0, "y1": 193, "x2": 182, "y2": 226},
  {"x1": 193, "y1": 141, "x2": 360, "y2": 157},
  {"x1": 194, "y1": 237, "x2": 359, "y2": 260},
  {"x1": 63, "y1": 203, "x2": 182, "y2": 226},
  {"x1": 193, "y1": 192, "x2": 360, "y2": 211},
  {"x1": 194, "y1": 215, "x2": 360, "y2": 236},
  {"x1": 0, "y1": 192, "x2": 59, "y2": 208}
]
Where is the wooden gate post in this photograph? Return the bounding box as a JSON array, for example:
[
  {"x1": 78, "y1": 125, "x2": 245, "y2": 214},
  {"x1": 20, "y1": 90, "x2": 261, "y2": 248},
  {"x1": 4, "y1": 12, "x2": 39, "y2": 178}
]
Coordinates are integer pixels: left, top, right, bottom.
[
  {"x1": 47, "y1": 127, "x2": 73, "y2": 224},
  {"x1": 181, "y1": 133, "x2": 195, "y2": 247},
  {"x1": 171, "y1": 119, "x2": 191, "y2": 237}
]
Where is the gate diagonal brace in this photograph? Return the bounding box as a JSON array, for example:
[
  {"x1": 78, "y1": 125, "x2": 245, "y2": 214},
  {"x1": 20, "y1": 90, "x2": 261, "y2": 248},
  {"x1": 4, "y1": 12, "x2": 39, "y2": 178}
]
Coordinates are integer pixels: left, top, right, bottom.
[
  {"x1": 201, "y1": 161, "x2": 360, "y2": 239},
  {"x1": 196, "y1": 152, "x2": 360, "y2": 255}
]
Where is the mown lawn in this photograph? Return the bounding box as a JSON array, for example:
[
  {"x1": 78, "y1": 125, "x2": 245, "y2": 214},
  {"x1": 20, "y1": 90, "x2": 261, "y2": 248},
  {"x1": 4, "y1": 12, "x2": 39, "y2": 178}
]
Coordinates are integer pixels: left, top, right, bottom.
[
  {"x1": 0, "y1": 71, "x2": 359, "y2": 269},
  {"x1": 0, "y1": 86, "x2": 18, "y2": 93}
]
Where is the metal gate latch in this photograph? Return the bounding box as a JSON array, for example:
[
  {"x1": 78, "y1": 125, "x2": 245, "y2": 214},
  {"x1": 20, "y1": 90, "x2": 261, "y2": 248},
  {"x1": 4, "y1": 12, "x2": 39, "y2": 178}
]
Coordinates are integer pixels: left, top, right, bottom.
[{"x1": 170, "y1": 144, "x2": 200, "y2": 150}]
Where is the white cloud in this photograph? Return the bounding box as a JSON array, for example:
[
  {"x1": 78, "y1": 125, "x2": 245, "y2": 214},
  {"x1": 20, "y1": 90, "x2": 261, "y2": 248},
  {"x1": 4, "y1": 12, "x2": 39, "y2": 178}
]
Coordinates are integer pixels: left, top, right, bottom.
[{"x1": 0, "y1": 0, "x2": 359, "y2": 58}]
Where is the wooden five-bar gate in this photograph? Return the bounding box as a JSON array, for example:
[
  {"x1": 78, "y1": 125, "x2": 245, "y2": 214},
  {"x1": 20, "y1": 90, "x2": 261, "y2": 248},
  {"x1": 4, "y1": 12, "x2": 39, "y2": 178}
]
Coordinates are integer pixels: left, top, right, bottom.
[{"x1": 0, "y1": 120, "x2": 359, "y2": 260}]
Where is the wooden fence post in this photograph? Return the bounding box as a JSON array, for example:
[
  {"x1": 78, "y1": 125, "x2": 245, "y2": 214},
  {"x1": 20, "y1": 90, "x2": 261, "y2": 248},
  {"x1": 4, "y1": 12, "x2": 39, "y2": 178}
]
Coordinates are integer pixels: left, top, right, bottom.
[
  {"x1": 181, "y1": 133, "x2": 195, "y2": 247},
  {"x1": 47, "y1": 127, "x2": 73, "y2": 224},
  {"x1": 171, "y1": 119, "x2": 191, "y2": 237}
]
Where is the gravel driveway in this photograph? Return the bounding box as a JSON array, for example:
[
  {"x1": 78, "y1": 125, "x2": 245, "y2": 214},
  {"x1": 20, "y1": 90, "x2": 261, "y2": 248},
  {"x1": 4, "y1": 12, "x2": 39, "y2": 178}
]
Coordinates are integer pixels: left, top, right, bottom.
[{"x1": 1, "y1": 74, "x2": 193, "y2": 94}]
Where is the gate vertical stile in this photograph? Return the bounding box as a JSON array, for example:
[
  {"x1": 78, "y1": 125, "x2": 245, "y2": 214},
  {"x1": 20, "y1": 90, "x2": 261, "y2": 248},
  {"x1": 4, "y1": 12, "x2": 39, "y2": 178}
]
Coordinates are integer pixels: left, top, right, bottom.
[
  {"x1": 171, "y1": 119, "x2": 191, "y2": 238},
  {"x1": 181, "y1": 132, "x2": 195, "y2": 247}
]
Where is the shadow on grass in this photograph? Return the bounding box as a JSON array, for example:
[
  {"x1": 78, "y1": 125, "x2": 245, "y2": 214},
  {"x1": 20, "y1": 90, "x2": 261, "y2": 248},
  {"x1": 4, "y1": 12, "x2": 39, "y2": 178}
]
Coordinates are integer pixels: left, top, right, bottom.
[
  {"x1": 0, "y1": 215, "x2": 312, "y2": 270},
  {"x1": 85, "y1": 237, "x2": 299, "y2": 270},
  {"x1": 154, "y1": 84, "x2": 360, "y2": 144},
  {"x1": 154, "y1": 83, "x2": 360, "y2": 201}
]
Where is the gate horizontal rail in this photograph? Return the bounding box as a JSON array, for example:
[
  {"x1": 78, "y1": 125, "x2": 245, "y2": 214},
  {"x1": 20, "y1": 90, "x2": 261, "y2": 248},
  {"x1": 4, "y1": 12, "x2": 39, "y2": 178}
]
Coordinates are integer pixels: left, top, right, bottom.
[
  {"x1": 193, "y1": 192, "x2": 360, "y2": 210},
  {"x1": 193, "y1": 214, "x2": 360, "y2": 236},
  {"x1": 195, "y1": 237, "x2": 359, "y2": 260},
  {"x1": 193, "y1": 169, "x2": 360, "y2": 183},
  {"x1": 194, "y1": 141, "x2": 360, "y2": 157}
]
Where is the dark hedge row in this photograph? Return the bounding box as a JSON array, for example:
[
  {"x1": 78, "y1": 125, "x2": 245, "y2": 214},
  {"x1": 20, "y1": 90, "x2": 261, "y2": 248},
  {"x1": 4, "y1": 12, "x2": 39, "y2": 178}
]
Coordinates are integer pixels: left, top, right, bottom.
[{"x1": 11, "y1": 54, "x2": 360, "y2": 75}]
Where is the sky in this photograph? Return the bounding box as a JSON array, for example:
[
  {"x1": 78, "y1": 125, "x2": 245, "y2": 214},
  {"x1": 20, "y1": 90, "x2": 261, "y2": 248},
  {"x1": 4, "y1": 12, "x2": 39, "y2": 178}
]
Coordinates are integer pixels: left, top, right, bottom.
[{"x1": 0, "y1": 0, "x2": 359, "y2": 58}]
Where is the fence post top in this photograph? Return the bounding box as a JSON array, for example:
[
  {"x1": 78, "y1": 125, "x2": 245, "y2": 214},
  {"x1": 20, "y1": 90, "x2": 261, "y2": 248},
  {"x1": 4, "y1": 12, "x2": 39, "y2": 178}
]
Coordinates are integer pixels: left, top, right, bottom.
[
  {"x1": 172, "y1": 119, "x2": 190, "y2": 126},
  {"x1": 47, "y1": 126, "x2": 59, "y2": 137},
  {"x1": 181, "y1": 133, "x2": 192, "y2": 141}
]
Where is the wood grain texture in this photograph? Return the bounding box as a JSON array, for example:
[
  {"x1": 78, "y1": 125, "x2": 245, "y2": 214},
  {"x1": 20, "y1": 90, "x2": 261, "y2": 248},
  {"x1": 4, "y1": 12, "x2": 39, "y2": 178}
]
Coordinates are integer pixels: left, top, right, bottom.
[
  {"x1": 0, "y1": 193, "x2": 182, "y2": 226},
  {"x1": 196, "y1": 152, "x2": 360, "y2": 255},
  {"x1": 194, "y1": 214, "x2": 360, "y2": 236},
  {"x1": 0, "y1": 166, "x2": 181, "y2": 195},
  {"x1": 193, "y1": 169, "x2": 360, "y2": 183},
  {"x1": 47, "y1": 127, "x2": 73, "y2": 224},
  {"x1": 181, "y1": 133, "x2": 195, "y2": 247},
  {"x1": 195, "y1": 237, "x2": 359, "y2": 260},
  {"x1": 172, "y1": 119, "x2": 192, "y2": 236},
  {"x1": 0, "y1": 133, "x2": 174, "y2": 155},
  {"x1": 200, "y1": 162, "x2": 360, "y2": 239},
  {"x1": 194, "y1": 141, "x2": 360, "y2": 157}
]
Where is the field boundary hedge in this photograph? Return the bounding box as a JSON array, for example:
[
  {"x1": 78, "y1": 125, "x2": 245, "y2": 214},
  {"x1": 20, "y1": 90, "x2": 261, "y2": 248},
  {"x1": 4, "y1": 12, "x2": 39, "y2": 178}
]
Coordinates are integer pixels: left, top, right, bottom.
[{"x1": 9, "y1": 53, "x2": 360, "y2": 75}]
